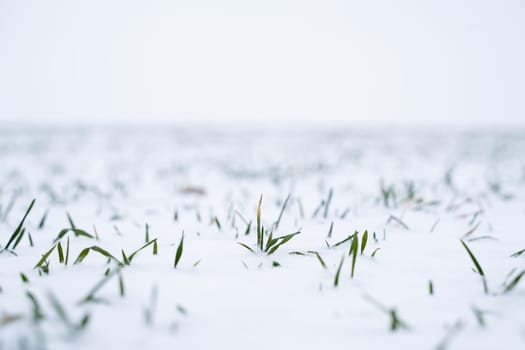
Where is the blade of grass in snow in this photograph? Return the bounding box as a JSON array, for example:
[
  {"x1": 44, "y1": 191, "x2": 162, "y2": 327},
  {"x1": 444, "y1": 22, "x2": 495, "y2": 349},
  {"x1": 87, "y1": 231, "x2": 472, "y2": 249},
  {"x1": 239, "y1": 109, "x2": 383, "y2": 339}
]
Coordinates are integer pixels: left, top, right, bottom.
[
  {"x1": 237, "y1": 242, "x2": 254, "y2": 253},
  {"x1": 173, "y1": 233, "x2": 184, "y2": 268},
  {"x1": 363, "y1": 294, "x2": 410, "y2": 331},
  {"x1": 118, "y1": 271, "x2": 125, "y2": 297},
  {"x1": 244, "y1": 221, "x2": 252, "y2": 236},
  {"x1": 503, "y1": 270, "x2": 524, "y2": 293},
  {"x1": 28, "y1": 232, "x2": 34, "y2": 247},
  {"x1": 127, "y1": 238, "x2": 158, "y2": 262},
  {"x1": 38, "y1": 210, "x2": 48, "y2": 230},
  {"x1": 323, "y1": 188, "x2": 333, "y2": 219},
  {"x1": 57, "y1": 242, "x2": 64, "y2": 264},
  {"x1": 4, "y1": 199, "x2": 35, "y2": 251},
  {"x1": 333, "y1": 254, "x2": 345, "y2": 287},
  {"x1": 510, "y1": 248, "x2": 525, "y2": 257},
  {"x1": 74, "y1": 246, "x2": 123, "y2": 266},
  {"x1": 460, "y1": 240, "x2": 488, "y2": 294},
  {"x1": 12, "y1": 228, "x2": 26, "y2": 250},
  {"x1": 266, "y1": 231, "x2": 301, "y2": 255},
  {"x1": 387, "y1": 214, "x2": 409, "y2": 230},
  {"x1": 53, "y1": 227, "x2": 94, "y2": 243},
  {"x1": 65, "y1": 236, "x2": 70, "y2": 266},
  {"x1": 80, "y1": 268, "x2": 120, "y2": 303},
  {"x1": 349, "y1": 233, "x2": 359, "y2": 278},
  {"x1": 360, "y1": 230, "x2": 368, "y2": 255},
  {"x1": 307, "y1": 251, "x2": 327, "y2": 269},
  {"x1": 256, "y1": 195, "x2": 263, "y2": 250},
  {"x1": 327, "y1": 221, "x2": 334, "y2": 238},
  {"x1": 26, "y1": 291, "x2": 44, "y2": 323},
  {"x1": 33, "y1": 244, "x2": 57, "y2": 269},
  {"x1": 332, "y1": 234, "x2": 353, "y2": 248},
  {"x1": 214, "y1": 216, "x2": 222, "y2": 230},
  {"x1": 144, "y1": 285, "x2": 158, "y2": 326},
  {"x1": 472, "y1": 306, "x2": 486, "y2": 328},
  {"x1": 20, "y1": 272, "x2": 29, "y2": 283},
  {"x1": 274, "y1": 193, "x2": 291, "y2": 229}
]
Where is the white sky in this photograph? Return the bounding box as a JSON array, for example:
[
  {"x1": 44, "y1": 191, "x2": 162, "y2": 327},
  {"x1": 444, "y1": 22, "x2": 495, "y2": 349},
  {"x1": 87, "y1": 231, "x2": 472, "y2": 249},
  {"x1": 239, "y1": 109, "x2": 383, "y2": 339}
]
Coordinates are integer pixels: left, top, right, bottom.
[{"x1": 1, "y1": 0, "x2": 524, "y2": 127}]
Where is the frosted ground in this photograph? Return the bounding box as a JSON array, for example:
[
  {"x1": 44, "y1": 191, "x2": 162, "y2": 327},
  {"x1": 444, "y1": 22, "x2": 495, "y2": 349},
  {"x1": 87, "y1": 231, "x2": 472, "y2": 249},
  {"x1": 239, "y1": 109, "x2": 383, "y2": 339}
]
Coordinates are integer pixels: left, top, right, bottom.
[{"x1": 0, "y1": 127, "x2": 524, "y2": 349}]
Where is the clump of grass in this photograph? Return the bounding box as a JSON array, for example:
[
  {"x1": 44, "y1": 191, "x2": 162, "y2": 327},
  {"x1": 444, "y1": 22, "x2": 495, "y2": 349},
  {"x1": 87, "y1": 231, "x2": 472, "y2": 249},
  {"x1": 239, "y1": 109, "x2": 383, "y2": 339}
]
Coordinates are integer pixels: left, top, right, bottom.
[
  {"x1": 428, "y1": 280, "x2": 434, "y2": 295},
  {"x1": 460, "y1": 240, "x2": 488, "y2": 294},
  {"x1": 238, "y1": 194, "x2": 301, "y2": 255},
  {"x1": 173, "y1": 233, "x2": 184, "y2": 268},
  {"x1": 3, "y1": 198, "x2": 35, "y2": 252},
  {"x1": 34, "y1": 241, "x2": 71, "y2": 270}
]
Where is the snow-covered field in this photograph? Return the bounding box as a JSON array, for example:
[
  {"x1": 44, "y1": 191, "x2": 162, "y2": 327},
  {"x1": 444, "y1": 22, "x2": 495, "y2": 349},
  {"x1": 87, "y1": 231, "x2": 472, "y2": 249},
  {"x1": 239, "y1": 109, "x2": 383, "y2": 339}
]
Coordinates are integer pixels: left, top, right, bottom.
[{"x1": 1, "y1": 127, "x2": 524, "y2": 349}]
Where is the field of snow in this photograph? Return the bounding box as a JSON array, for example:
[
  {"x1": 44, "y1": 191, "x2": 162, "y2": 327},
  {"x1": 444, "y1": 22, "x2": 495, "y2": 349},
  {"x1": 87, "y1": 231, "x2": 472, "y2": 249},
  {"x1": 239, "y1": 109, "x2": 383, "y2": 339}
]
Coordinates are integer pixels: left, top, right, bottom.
[{"x1": 1, "y1": 127, "x2": 524, "y2": 349}]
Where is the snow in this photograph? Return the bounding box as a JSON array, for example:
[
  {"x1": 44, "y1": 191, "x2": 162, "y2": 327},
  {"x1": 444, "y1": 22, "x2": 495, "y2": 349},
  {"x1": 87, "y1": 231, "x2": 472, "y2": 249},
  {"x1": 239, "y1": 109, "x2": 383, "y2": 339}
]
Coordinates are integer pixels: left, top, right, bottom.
[{"x1": 0, "y1": 127, "x2": 524, "y2": 349}]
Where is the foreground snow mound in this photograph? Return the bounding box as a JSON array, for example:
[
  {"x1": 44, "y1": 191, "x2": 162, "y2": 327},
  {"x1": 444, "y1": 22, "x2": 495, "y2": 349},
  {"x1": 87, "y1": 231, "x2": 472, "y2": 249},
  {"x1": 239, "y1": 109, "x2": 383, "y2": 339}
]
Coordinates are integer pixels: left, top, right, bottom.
[{"x1": 0, "y1": 128, "x2": 524, "y2": 349}]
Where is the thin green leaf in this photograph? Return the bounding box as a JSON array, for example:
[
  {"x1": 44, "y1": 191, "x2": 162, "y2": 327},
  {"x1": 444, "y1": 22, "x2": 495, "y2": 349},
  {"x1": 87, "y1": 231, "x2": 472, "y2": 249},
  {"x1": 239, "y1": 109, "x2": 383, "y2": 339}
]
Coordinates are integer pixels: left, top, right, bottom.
[
  {"x1": 361, "y1": 230, "x2": 368, "y2": 255},
  {"x1": 33, "y1": 244, "x2": 57, "y2": 269},
  {"x1": 237, "y1": 242, "x2": 255, "y2": 253},
  {"x1": 174, "y1": 233, "x2": 184, "y2": 268},
  {"x1": 334, "y1": 254, "x2": 345, "y2": 287}
]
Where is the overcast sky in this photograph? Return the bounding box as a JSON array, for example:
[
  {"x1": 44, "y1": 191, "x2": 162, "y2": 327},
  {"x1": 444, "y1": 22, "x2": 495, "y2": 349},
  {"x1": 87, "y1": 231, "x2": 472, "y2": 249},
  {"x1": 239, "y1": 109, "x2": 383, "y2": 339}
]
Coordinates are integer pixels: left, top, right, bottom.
[{"x1": 1, "y1": 0, "x2": 524, "y2": 127}]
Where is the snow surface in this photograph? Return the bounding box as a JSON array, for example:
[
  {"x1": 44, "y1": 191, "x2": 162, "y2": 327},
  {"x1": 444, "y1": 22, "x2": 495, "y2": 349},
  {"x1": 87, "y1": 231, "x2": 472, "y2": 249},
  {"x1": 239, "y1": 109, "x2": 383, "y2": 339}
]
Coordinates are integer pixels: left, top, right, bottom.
[{"x1": 0, "y1": 127, "x2": 524, "y2": 349}]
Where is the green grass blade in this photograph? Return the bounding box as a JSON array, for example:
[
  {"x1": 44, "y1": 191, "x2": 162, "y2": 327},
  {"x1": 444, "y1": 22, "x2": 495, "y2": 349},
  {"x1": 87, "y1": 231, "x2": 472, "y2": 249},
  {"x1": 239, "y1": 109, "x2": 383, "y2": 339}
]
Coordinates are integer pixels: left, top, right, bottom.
[
  {"x1": 349, "y1": 233, "x2": 359, "y2": 278},
  {"x1": 361, "y1": 230, "x2": 368, "y2": 255},
  {"x1": 460, "y1": 240, "x2": 484, "y2": 276},
  {"x1": 334, "y1": 254, "x2": 345, "y2": 287},
  {"x1": 174, "y1": 233, "x2": 184, "y2": 268},
  {"x1": 74, "y1": 248, "x2": 91, "y2": 264},
  {"x1": 33, "y1": 244, "x2": 57, "y2": 269},
  {"x1": 57, "y1": 242, "x2": 64, "y2": 263},
  {"x1": 5, "y1": 199, "x2": 35, "y2": 250},
  {"x1": 504, "y1": 270, "x2": 525, "y2": 293},
  {"x1": 237, "y1": 242, "x2": 255, "y2": 253}
]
